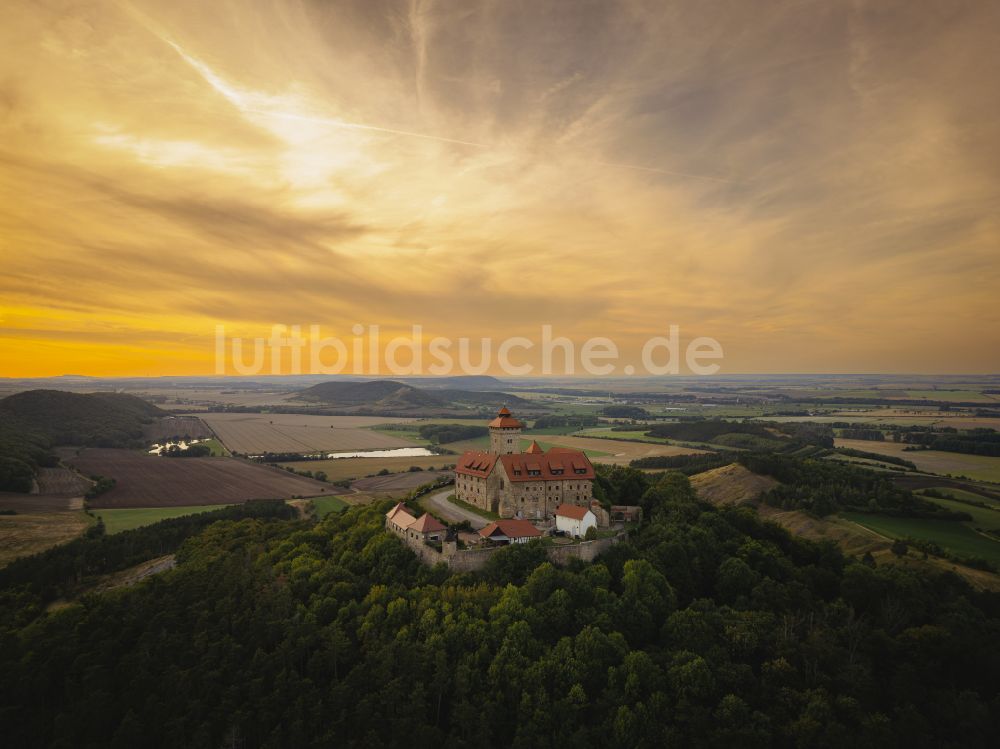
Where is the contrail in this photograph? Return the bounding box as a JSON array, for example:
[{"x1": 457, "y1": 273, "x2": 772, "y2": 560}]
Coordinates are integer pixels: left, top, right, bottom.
[
  {"x1": 123, "y1": 1, "x2": 734, "y2": 181},
  {"x1": 241, "y1": 108, "x2": 491, "y2": 148},
  {"x1": 595, "y1": 161, "x2": 733, "y2": 183}
]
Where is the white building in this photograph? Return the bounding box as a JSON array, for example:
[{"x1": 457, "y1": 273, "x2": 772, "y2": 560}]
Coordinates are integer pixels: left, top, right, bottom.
[{"x1": 554, "y1": 503, "x2": 597, "y2": 538}]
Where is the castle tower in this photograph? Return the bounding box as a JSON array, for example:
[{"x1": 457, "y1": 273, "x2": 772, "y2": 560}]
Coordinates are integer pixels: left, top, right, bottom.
[{"x1": 488, "y1": 406, "x2": 523, "y2": 454}]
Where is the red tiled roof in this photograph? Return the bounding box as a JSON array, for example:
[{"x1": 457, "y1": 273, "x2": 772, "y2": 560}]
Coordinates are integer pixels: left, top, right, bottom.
[
  {"x1": 499, "y1": 448, "x2": 594, "y2": 482},
  {"x1": 454, "y1": 450, "x2": 499, "y2": 478},
  {"x1": 478, "y1": 519, "x2": 542, "y2": 539},
  {"x1": 489, "y1": 415, "x2": 524, "y2": 428},
  {"x1": 555, "y1": 503, "x2": 590, "y2": 520},
  {"x1": 525, "y1": 440, "x2": 544, "y2": 454},
  {"x1": 488, "y1": 406, "x2": 524, "y2": 429},
  {"x1": 411, "y1": 514, "x2": 447, "y2": 533}
]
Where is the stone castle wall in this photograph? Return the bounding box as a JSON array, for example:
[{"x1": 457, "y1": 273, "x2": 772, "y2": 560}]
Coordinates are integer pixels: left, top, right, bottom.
[{"x1": 397, "y1": 531, "x2": 627, "y2": 572}]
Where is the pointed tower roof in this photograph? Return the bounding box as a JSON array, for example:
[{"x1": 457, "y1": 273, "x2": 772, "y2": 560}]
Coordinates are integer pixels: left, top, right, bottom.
[
  {"x1": 525, "y1": 440, "x2": 544, "y2": 454},
  {"x1": 488, "y1": 405, "x2": 524, "y2": 429}
]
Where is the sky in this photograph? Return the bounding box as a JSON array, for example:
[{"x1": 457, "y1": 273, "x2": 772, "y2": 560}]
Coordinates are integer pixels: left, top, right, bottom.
[{"x1": 1, "y1": 0, "x2": 998, "y2": 377}]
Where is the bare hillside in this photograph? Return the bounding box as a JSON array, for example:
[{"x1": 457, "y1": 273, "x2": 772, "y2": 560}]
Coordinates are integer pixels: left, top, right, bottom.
[{"x1": 689, "y1": 463, "x2": 778, "y2": 506}]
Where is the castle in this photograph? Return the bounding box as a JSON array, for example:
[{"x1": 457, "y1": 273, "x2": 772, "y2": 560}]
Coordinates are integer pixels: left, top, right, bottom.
[{"x1": 454, "y1": 407, "x2": 595, "y2": 520}]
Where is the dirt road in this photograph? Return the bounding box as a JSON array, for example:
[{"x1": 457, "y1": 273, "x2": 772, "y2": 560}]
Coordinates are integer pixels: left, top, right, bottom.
[{"x1": 423, "y1": 488, "x2": 489, "y2": 530}]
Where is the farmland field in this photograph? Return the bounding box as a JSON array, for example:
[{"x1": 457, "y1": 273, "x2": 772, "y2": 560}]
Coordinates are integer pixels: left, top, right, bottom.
[
  {"x1": 144, "y1": 415, "x2": 213, "y2": 442},
  {"x1": 67, "y1": 449, "x2": 331, "y2": 508},
  {"x1": 836, "y1": 438, "x2": 1000, "y2": 482},
  {"x1": 576, "y1": 427, "x2": 674, "y2": 443},
  {"x1": 280, "y1": 455, "x2": 454, "y2": 482},
  {"x1": 442, "y1": 433, "x2": 704, "y2": 464},
  {"x1": 534, "y1": 434, "x2": 706, "y2": 464},
  {"x1": 842, "y1": 512, "x2": 1000, "y2": 564},
  {"x1": 34, "y1": 466, "x2": 90, "y2": 496},
  {"x1": 94, "y1": 505, "x2": 233, "y2": 534},
  {"x1": 0, "y1": 510, "x2": 92, "y2": 567},
  {"x1": 920, "y1": 496, "x2": 1000, "y2": 529},
  {"x1": 200, "y1": 413, "x2": 417, "y2": 454},
  {"x1": 351, "y1": 470, "x2": 451, "y2": 495},
  {"x1": 918, "y1": 486, "x2": 1000, "y2": 506}
]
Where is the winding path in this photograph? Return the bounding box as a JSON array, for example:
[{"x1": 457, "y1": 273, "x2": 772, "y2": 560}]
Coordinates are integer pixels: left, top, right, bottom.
[{"x1": 423, "y1": 487, "x2": 490, "y2": 530}]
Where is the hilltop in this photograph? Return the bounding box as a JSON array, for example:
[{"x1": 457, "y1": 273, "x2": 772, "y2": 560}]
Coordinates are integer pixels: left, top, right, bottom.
[
  {"x1": 0, "y1": 390, "x2": 164, "y2": 492},
  {"x1": 0, "y1": 390, "x2": 164, "y2": 445},
  {"x1": 689, "y1": 460, "x2": 1000, "y2": 591},
  {"x1": 294, "y1": 379, "x2": 538, "y2": 413},
  {"x1": 688, "y1": 462, "x2": 779, "y2": 505}
]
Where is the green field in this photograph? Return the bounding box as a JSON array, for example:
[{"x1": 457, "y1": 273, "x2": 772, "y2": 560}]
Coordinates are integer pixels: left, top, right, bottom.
[
  {"x1": 95, "y1": 505, "x2": 232, "y2": 534},
  {"x1": 199, "y1": 437, "x2": 230, "y2": 456},
  {"x1": 919, "y1": 497, "x2": 1000, "y2": 530},
  {"x1": 918, "y1": 486, "x2": 1000, "y2": 507},
  {"x1": 842, "y1": 511, "x2": 1000, "y2": 564},
  {"x1": 312, "y1": 495, "x2": 349, "y2": 518},
  {"x1": 835, "y1": 439, "x2": 1000, "y2": 482},
  {"x1": 904, "y1": 389, "x2": 996, "y2": 402},
  {"x1": 576, "y1": 427, "x2": 673, "y2": 443},
  {"x1": 280, "y1": 455, "x2": 452, "y2": 482}
]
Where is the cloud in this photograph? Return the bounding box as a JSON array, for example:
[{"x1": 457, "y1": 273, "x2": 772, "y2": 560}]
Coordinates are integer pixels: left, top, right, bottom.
[{"x1": 0, "y1": 0, "x2": 998, "y2": 375}]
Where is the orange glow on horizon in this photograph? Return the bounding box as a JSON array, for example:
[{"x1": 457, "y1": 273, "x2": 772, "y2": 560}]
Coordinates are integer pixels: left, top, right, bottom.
[{"x1": 2, "y1": 0, "x2": 998, "y2": 376}]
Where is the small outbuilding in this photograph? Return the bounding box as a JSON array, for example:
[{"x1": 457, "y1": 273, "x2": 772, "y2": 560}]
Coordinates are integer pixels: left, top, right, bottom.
[
  {"x1": 409, "y1": 512, "x2": 447, "y2": 542},
  {"x1": 478, "y1": 519, "x2": 542, "y2": 545},
  {"x1": 554, "y1": 503, "x2": 597, "y2": 538}
]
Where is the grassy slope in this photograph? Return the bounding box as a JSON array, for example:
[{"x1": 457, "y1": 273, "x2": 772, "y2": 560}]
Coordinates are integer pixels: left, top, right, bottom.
[
  {"x1": 94, "y1": 505, "x2": 233, "y2": 534},
  {"x1": 311, "y1": 496, "x2": 349, "y2": 518},
  {"x1": 688, "y1": 461, "x2": 1000, "y2": 590},
  {"x1": 0, "y1": 511, "x2": 93, "y2": 567},
  {"x1": 841, "y1": 512, "x2": 1000, "y2": 564}
]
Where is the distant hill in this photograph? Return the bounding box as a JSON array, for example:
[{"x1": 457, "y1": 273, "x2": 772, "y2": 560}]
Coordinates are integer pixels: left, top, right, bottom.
[
  {"x1": 295, "y1": 380, "x2": 448, "y2": 408},
  {"x1": 294, "y1": 380, "x2": 538, "y2": 413},
  {"x1": 435, "y1": 389, "x2": 536, "y2": 408},
  {"x1": 0, "y1": 390, "x2": 164, "y2": 492},
  {"x1": 400, "y1": 375, "x2": 508, "y2": 390},
  {"x1": 0, "y1": 390, "x2": 164, "y2": 446}
]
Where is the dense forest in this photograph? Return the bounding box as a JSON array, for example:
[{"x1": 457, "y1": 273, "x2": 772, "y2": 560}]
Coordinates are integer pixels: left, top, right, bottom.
[
  {"x1": 531, "y1": 414, "x2": 599, "y2": 429},
  {"x1": 738, "y1": 454, "x2": 971, "y2": 522},
  {"x1": 900, "y1": 428, "x2": 1000, "y2": 457},
  {"x1": 0, "y1": 390, "x2": 165, "y2": 492},
  {"x1": 2, "y1": 471, "x2": 998, "y2": 747},
  {"x1": 646, "y1": 421, "x2": 834, "y2": 451},
  {"x1": 417, "y1": 423, "x2": 489, "y2": 444}
]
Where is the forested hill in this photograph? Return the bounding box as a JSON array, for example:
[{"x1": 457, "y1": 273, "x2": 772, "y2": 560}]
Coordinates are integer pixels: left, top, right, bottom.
[
  {"x1": 295, "y1": 379, "x2": 536, "y2": 412},
  {"x1": 0, "y1": 390, "x2": 164, "y2": 492},
  {"x1": 0, "y1": 390, "x2": 163, "y2": 445},
  {"x1": 2, "y1": 470, "x2": 998, "y2": 747}
]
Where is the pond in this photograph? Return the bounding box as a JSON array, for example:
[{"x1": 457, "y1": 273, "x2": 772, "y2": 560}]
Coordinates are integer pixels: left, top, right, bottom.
[{"x1": 325, "y1": 447, "x2": 436, "y2": 459}]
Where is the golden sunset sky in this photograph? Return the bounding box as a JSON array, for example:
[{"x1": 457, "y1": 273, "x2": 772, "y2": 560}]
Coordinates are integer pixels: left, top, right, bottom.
[{"x1": 1, "y1": 0, "x2": 998, "y2": 376}]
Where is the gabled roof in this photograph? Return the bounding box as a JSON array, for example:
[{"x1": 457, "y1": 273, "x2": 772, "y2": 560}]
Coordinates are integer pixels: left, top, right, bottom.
[
  {"x1": 386, "y1": 502, "x2": 416, "y2": 527},
  {"x1": 410, "y1": 513, "x2": 447, "y2": 533},
  {"x1": 555, "y1": 503, "x2": 592, "y2": 521},
  {"x1": 454, "y1": 450, "x2": 499, "y2": 478},
  {"x1": 479, "y1": 519, "x2": 542, "y2": 539},
  {"x1": 499, "y1": 448, "x2": 595, "y2": 482},
  {"x1": 386, "y1": 502, "x2": 410, "y2": 520},
  {"x1": 488, "y1": 406, "x2": 524, "y2": 429},
  {"x1": 525, "y1": 440, "x2": 544, "y2": 454}
]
